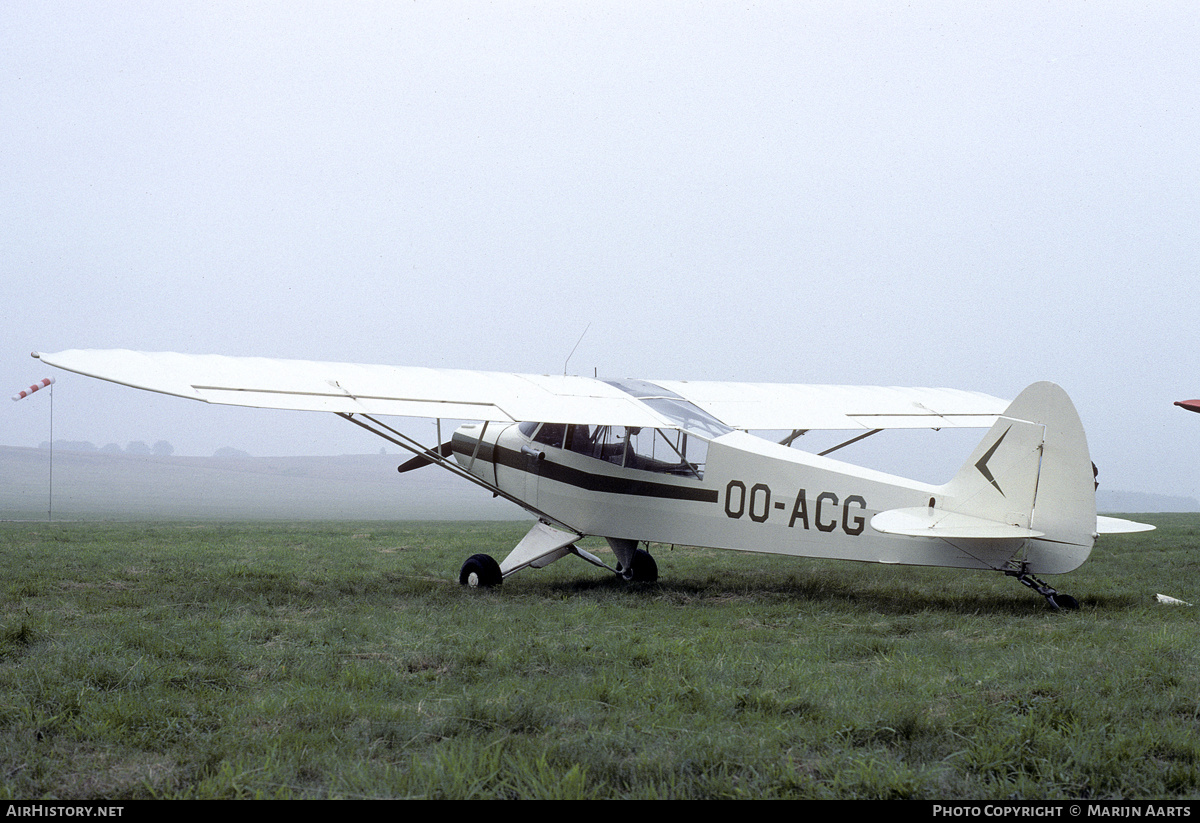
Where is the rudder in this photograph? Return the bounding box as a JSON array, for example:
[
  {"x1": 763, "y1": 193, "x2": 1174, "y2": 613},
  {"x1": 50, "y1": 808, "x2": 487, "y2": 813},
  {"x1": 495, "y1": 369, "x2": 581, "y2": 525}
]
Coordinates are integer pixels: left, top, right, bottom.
[{"x1": 940, "y1": 382, "x2": 1096, "y2": 573}]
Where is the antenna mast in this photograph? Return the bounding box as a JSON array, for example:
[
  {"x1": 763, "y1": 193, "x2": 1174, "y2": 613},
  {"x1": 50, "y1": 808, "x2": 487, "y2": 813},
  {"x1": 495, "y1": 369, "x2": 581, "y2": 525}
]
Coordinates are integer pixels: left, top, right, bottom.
[{"x1": 563, "y1": 323, "x2": 591, "y2": 375}]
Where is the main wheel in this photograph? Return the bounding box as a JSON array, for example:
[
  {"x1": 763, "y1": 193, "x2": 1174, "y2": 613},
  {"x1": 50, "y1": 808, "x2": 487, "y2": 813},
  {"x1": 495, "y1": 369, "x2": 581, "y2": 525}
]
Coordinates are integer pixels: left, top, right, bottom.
[
  {"x1": 459, "y1": 553, "x2": 502, "y2": 588},
  {"x1": 623, "y1": 548, "x2": 658, "y2": 583}
]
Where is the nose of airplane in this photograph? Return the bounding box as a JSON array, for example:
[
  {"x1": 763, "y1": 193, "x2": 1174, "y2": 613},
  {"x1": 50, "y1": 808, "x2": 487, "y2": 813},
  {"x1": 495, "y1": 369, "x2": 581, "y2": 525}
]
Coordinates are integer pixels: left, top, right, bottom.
[{"x1": 451, "y1": 423, "x2": 491, "y2": 474}]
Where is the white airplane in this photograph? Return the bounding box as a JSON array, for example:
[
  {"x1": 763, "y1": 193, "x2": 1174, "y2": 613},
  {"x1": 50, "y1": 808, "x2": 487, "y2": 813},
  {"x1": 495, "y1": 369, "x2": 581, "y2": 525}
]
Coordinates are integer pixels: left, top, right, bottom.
[{"x1": 31, "y1": 349, "x2": 1152, "y2": 609}]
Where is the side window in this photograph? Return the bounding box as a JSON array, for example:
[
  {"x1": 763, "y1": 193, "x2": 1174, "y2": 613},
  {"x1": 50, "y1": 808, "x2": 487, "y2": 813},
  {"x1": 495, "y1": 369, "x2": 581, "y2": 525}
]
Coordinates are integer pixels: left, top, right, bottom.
[
  {"x1": 594, "y1": 427, "x2": 627, "y2": 464},
  {"x1": 566, "y1": 424, "x2": 602, "y2": 457},
  {"x1": 563, "y1": 425, "x2": 705, "y2": 479},
  {"x1": 627, "y1": 428, "x2": 706, "y2": 478},
  {"x1": 533, "y1": 422, "x2": 566, "y2": 448},
  {"x1": 563, "y1": 425, "x2": 624, "y2": 462}
]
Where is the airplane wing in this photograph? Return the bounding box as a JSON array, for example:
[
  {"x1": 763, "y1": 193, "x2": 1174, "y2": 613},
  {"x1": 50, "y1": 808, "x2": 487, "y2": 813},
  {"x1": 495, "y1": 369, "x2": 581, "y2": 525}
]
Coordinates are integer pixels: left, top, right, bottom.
[
  {"x1": 649, "y1": 379, "x2": 1005, "y2": 431},
  {"x1": 32, "y1": 349, "x2": 1007, "y2": 433},
  {"x1": 32, "y1": 349, "x2": 673, "y2": 427}
]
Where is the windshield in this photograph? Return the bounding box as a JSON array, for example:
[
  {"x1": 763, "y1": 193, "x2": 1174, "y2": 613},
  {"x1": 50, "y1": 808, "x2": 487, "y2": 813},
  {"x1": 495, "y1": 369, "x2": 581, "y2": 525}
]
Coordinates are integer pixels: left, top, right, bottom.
[{"x1": 604, "y1": 379, "x2": 733, "y2": 439}]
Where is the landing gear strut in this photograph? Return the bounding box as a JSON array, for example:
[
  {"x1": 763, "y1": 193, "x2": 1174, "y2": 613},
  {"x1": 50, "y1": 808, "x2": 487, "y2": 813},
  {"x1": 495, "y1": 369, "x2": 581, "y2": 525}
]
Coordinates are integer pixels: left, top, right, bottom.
[
  {"x1": 1007, "y1": 568, "x2": 1079, "y2": 610},
  {"x1": 457, "y1": 528, "x2": 661, "y2": 589}
]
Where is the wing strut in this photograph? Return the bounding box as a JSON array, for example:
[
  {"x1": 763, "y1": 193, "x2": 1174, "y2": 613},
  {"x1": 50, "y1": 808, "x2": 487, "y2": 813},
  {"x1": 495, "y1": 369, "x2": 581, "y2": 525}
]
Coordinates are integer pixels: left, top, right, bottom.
[
  {"x1": 818, "y1": 428, "x2": 884, "y2": 457},
  {"x1": 778, "y1": 429, "x2": 808, "y2": 447},
  {"x1": 336, "y1": 412, "x2": 581, "y2": 534}
]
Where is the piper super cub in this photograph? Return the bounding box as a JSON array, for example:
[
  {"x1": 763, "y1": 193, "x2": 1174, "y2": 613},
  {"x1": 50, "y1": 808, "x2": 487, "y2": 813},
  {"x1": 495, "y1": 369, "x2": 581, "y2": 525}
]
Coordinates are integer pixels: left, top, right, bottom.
[{"x1": 31, "y1": 349, "x2": 1152, "y2": 609}]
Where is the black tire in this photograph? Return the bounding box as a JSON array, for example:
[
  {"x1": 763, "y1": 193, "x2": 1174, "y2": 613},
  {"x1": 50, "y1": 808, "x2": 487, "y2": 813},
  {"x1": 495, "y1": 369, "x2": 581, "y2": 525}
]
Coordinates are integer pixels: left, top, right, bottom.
[
  {"x1": 625, "y1": 548, "x2": 658, "y2": 583},
  {"x1": 1052, "y1": 593, "x2": 1080, "y2": 611},
  {"x1": 459, "y1": 553, "x2": 502, "y2": 588}
]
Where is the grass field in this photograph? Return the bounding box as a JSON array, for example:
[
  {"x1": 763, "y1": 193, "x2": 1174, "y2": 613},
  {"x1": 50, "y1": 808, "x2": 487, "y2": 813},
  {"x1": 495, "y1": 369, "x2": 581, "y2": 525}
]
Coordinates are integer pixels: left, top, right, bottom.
[{"x1": 1, "y1": 515, "x2": 1197, "y2": 799}]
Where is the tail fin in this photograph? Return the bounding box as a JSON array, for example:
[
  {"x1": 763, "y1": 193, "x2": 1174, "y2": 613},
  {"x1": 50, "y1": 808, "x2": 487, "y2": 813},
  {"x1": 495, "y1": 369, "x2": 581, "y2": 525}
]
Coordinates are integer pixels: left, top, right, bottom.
[
  {"x1": 939, "y1": 381, "x2": 1097, "y2": 573},
  {"x1": 871, "y1": 383, "x2": 1097, "y2": 572}
]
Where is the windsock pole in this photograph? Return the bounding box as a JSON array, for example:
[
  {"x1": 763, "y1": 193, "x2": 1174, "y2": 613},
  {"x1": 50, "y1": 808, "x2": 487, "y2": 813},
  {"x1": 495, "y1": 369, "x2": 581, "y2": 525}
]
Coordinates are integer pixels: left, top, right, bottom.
[{"x1": 12, "y1": 376, "x2": 55, "y2": 521}]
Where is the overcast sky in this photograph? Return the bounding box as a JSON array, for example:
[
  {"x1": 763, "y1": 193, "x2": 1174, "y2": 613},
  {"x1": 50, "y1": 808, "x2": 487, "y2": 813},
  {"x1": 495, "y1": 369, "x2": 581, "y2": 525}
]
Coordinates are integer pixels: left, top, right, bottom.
[{"x1": 4, "y1": 2, "x2": 1198, "y2": 498}]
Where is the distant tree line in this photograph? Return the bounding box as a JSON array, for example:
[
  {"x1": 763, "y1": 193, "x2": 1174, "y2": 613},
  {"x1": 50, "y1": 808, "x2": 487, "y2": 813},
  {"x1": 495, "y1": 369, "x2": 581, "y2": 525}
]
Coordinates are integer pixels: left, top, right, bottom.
[
  {"x1": 39, "y1": 440, "x2": 175, "y2": 455},
  {"x1": 38, "y1": 441, "x2": 254, "y2": 458}
]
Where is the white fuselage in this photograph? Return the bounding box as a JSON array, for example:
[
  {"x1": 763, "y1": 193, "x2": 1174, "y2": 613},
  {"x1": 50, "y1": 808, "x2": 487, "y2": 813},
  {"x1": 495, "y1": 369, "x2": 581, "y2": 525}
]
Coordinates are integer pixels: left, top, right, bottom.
[{"x1": 452, "y1": 422, "x2": 1033, "y2": 572}]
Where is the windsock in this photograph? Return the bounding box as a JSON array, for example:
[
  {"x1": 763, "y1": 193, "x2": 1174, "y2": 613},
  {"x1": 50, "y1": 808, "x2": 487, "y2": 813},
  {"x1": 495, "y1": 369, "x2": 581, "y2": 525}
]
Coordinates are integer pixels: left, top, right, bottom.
[{"x1": 12, "y1": 377, "x2": 54, "y2": 401}]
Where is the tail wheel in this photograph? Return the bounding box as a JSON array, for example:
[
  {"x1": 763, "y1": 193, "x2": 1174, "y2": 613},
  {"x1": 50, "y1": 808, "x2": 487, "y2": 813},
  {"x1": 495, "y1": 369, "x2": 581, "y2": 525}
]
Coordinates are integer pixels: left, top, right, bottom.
[
  {"x1": 623, "y1": 548, "x2": 658, "y2": 583},
  {"x1": 1008, "y1": 568, "x2": 1079, "y2": 611},
  {"x1": 1049, "y1": 593, "x2": 1080, "y2": 611},
  {"x1": 459, "y1": 553, "x2": 502, "y2": 588}
]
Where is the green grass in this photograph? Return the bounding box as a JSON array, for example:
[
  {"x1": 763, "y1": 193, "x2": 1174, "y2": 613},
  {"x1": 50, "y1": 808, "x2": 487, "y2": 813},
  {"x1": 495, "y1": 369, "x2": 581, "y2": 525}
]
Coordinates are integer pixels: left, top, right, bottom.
[{"x1": 1, "y1": 516, "x2": 1197, "y2": 799}]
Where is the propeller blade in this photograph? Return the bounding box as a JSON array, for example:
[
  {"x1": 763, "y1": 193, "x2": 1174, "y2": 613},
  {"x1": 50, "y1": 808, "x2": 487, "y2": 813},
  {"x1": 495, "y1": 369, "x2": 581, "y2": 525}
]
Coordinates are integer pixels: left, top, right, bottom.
[{"x1": 397, "y1": 441, "x2": 454, "y2": 473}]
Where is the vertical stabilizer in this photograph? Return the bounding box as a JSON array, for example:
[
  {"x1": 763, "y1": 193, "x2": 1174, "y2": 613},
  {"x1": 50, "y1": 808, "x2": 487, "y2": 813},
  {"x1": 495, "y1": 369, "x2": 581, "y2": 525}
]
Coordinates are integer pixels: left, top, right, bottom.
[{"x1": 941, "y1": 382, "x2": 1096, "y2": 573}]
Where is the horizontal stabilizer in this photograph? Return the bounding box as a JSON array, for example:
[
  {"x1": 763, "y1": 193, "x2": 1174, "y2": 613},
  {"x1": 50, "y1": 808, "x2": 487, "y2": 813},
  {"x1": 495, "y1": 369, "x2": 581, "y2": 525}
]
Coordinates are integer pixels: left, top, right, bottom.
[
  {"x1": 874, "y1": 509, "x2": 1154, "y2": 541},
  {"x1": 1096, "y1": 515, "x2": 1155, "y2": 534},
  {"x1": 871, "y1": 507, "x2": 1045, "y2": 540}
]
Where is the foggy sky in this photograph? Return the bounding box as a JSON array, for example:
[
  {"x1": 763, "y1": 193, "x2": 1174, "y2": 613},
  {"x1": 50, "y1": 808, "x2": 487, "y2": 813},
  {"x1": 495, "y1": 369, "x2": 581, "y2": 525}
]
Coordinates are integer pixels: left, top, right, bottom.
[{"x1": 4, "y1": 2, "x2": 1198, "y2": 499}]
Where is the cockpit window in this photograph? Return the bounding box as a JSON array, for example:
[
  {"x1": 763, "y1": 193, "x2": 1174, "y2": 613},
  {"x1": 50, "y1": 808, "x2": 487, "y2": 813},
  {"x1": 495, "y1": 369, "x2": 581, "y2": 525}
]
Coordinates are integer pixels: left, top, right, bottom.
[
  {"x1": 532, "y1": 422, "x2": 567, "y2": 448},
  {"x1": 563, "y1": 424, "x2": 705, "y2": 479},
  {"x1": 520, "y1": 418, "x2": 708, "y2": 479}
]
